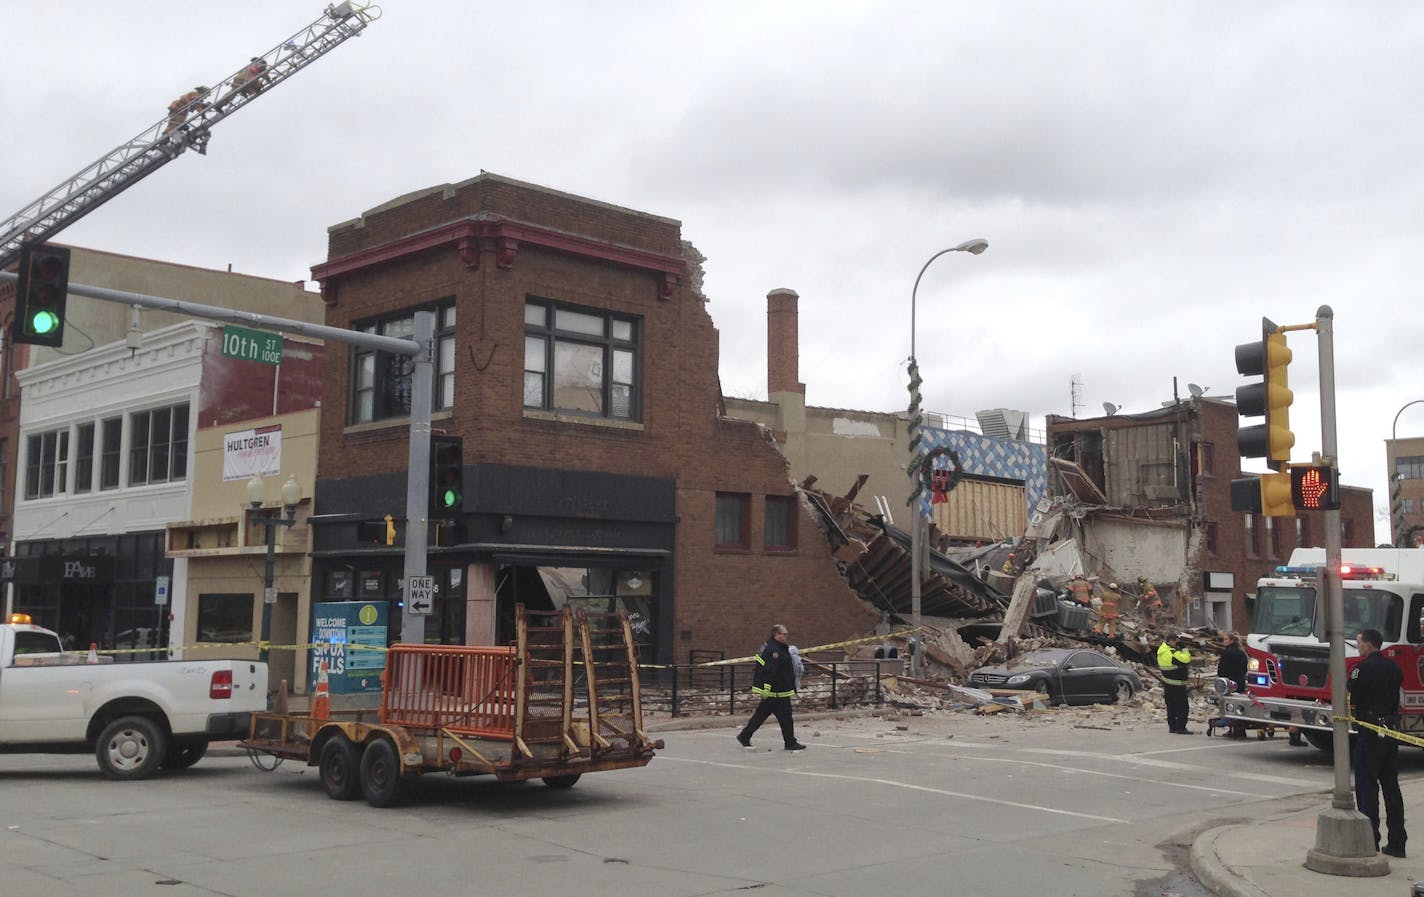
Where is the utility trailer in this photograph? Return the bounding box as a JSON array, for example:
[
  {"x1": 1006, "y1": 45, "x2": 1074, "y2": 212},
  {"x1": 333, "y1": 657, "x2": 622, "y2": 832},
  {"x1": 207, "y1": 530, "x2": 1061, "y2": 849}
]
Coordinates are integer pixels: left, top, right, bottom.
[{"x1": 242, "y1": 605, "x2": 661, "y2": 806}]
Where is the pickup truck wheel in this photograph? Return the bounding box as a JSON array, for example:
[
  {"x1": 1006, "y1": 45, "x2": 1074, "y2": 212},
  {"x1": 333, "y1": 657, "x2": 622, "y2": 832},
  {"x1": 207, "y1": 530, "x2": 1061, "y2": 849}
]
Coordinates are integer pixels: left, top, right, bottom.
[
  {"x1": 319, "y1": 737, "x2": 363, "y2": 801},
  {"x1": 96, "y1": 716, "x2": 167, "y2": 780},
  {"x1": 541, "y1": 774, "x2": 581, "y2": 789},
  {"x1": 162, "y1": 738, "x2": 209, "y2": 770},
  {"x1": 360, "y1": 738, "x2": 407, "y2": 808}
]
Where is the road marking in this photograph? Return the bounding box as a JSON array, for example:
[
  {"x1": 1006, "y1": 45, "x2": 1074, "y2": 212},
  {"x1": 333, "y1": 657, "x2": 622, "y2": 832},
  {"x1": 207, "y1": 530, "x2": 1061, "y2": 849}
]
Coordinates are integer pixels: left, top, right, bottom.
[{"x1": 660, "y1": 756, "x2": 1129, "y2": 823}]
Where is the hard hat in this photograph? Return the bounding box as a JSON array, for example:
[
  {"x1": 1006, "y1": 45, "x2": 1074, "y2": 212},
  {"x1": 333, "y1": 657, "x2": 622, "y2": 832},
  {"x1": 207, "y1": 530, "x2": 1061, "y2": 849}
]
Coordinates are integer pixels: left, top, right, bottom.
[
  {"x1": 1109, "y1": 582, "x2": 1118, "y2": 589},
  {"x1": 194, "y1": 85, "x2": 209, "y2": 92},
  {"x1": 1008, "y1": 553, "x2": 1015, "y2": 558},
  {"x1": 1072, "y1": 573, "x2": 1083, "y2": 580}
]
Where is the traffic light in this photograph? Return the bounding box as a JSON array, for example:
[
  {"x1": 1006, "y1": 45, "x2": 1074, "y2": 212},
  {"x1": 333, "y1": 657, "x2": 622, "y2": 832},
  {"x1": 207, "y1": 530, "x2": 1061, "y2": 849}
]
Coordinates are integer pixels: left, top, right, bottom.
[
  {"x1": 1234, "y1": 317, "x2": 1293, "y2": 470},
  {"x1": 429, "y1": 435, "x2": 463, "y2": 518},
  {"x1": 1229, "y1": 470, "x2": 1293, "y2": 517},
  {"x1": 13, "y1": 244, "x2": 70, "y2": 347},
  {"x1": 1290, "y1": 465, "x2": 1339, "y2": 511},
  {"x1": 906, "y1": 360, "x2": 924, "y2": 505}
]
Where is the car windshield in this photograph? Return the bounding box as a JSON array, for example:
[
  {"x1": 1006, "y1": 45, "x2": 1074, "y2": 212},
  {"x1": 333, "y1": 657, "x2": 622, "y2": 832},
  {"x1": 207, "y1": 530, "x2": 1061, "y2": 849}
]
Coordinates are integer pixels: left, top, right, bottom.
[
  {"x1": 1341, "y1": 588, "x2": 1402, "y2": 642},
  {"x1": 1008, "y1": 650, "x2": 1066, "y2": 668},
  {"x1": 1252, "y1": 586, "x2": 1315, "y2": 637}
]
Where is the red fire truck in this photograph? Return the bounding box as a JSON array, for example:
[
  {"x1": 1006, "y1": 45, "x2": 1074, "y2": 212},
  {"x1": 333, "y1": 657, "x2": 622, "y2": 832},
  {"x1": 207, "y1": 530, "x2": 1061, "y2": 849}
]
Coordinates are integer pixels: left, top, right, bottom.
[{"x1": 1214, "y1": 548, "x2": 1424, "y2": 750}]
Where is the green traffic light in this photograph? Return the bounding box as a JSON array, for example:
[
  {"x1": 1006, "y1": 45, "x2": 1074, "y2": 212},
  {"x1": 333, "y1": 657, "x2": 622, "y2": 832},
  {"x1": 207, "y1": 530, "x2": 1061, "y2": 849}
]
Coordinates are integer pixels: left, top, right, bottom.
[
  {"x1": 29, "y1": 310, "x2": 59, "y2": 335},
  {"x1": 441, "y1": 488, "x2": 460, "y2": 509}
]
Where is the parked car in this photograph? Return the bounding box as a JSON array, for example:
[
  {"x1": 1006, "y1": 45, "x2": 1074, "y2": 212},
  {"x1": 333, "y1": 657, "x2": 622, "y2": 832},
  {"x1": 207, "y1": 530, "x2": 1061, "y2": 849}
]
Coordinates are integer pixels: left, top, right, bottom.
[{"x1": 967, "y1": 648, "x2": 1141, "y2": 705}]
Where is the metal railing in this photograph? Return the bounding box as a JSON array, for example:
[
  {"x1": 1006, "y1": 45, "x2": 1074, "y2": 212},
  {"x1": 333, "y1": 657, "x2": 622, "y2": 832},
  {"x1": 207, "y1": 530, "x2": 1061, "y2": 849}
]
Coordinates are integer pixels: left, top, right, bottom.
[{"x1": 381, "y1": 643, "x2": 518, "y2": 738}]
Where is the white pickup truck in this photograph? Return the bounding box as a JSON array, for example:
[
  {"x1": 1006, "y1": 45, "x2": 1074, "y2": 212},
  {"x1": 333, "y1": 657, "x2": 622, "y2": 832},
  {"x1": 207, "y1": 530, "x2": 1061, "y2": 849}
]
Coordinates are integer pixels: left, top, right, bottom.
[{"x1": 0, "y1": 613, "x2": 267, "y2": 779}]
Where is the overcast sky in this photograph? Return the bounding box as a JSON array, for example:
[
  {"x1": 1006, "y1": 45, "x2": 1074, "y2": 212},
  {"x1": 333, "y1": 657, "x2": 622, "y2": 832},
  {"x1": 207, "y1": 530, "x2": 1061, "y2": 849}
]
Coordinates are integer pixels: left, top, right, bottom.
[{"x1": 6, "y1": 1, "x2": 1423, "y2": 542}]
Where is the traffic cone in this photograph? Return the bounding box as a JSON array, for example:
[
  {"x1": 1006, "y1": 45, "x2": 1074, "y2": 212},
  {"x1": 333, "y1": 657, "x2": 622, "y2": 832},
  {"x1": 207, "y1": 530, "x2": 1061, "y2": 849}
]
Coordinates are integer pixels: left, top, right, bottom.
[
  {"x1": 86, "y1": 642, "x2": 99, "y2": 664},
  {"x1": 311, "y1": 661, "x2": 330, "y2": 720}
]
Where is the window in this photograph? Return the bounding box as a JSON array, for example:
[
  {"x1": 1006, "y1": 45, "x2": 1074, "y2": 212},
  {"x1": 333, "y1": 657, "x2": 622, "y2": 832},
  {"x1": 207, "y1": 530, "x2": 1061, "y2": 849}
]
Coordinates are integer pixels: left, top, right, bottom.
[
  {"x1": 715, "y1": 492, "x2": 749, "y2": 549},
  {"x1": 1398, "y1": 455, "x2": 1424, "y2": 480},
  {"x1": 99, "y1": 416, "x2": 122, "y2": 490},
  {"x1": 1205, "y1": 521, "x2": 1218, "y2": 555},
  {"x1": 1245, "y1": 514, "x2": 1259, "y2": 558},
  {"x1": 1343, "y1": 518, "x2": 1356, "y2": 545},
  {"x1": 74, "y1": 422, "x2": 94, "y2": 494},
  {"x1": 1271, "y1": 517, "x2": 1291, "y2": 558},
  {"x1": 128, "y1": 403, "x2": 188, "y2": 486},
  {"x1": 350, "y1": 301, "x2": 456, "y2": 424},
  {"x1": 1296, "y1": 517, "x2": 1310, "y2": 548},
  {"x1": 196, "y1": 593, "x2": 254, "y2": 643},
  {"x1": 1404, "y1": 499, "x2": 1418, "y2": 515},
  {"x1": 24, "y1": 429, "x2": 68, "y2": 499},
  {"x1": 765, "y1": 495, "x2": 797, "y2": 551},
  {"x1": 524, "y1": 298, "x2": 640, "y2": 420},
  {"x1": 1191, "y1": 441, "x2": 1215, "y2": 477}
]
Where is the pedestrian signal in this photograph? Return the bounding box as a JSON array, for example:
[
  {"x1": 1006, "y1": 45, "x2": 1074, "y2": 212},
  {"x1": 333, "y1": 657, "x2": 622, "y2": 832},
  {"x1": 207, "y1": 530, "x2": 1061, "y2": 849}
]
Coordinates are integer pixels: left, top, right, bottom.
[{"x1": 1290, "y1": 465, "x2": 1339, "y2": 511}]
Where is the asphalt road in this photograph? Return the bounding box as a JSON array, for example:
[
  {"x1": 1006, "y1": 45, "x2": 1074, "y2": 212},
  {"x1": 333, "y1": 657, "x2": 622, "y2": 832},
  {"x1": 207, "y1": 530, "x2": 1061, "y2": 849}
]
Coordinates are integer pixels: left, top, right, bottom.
[{"x1": 1, "y1": 711, "x2": 1413, "y2": 897}]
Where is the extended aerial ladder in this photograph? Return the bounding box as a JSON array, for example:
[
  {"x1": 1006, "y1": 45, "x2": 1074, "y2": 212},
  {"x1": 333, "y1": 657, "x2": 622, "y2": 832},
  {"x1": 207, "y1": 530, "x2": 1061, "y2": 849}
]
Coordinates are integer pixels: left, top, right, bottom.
[{"x1": 0, "y1": 2, "x2": 381, "y2": 271}]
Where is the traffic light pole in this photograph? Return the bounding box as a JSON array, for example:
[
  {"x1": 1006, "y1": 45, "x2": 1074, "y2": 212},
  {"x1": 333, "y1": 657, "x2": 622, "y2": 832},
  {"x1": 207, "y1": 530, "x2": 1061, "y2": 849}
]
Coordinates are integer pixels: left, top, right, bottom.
[{"x1": 1304, "y1": 304, "x2": 1383, "y2": 875}]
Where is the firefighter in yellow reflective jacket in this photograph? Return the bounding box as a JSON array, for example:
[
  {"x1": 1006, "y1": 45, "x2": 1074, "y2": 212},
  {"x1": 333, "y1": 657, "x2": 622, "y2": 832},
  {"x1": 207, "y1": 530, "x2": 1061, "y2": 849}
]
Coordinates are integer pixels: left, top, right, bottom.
[
  {"x1": 1157, "y1": 634, "x2": 1194, "y2": 734},
  {"x1": 736, "y1": 624, "x2": 806, "y2": 751}
]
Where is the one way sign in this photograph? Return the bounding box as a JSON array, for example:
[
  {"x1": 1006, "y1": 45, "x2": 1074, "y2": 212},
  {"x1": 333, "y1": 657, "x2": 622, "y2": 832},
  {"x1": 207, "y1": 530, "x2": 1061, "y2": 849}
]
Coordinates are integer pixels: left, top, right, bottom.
[{"x1": 406, "y1": 575, "x2": 435, "y2": 615}]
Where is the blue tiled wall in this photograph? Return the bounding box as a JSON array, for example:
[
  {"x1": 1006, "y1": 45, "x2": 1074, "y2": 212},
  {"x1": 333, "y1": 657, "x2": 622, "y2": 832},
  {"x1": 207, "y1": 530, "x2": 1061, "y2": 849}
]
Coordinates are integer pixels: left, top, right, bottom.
[{"x1": 917, "y1": 429, "x2": 1048, "y2": 519}]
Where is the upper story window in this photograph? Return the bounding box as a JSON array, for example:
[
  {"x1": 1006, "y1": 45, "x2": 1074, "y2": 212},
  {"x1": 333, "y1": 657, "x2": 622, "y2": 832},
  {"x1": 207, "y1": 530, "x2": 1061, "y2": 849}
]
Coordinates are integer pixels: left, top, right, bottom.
[
  {"x1": 715, "y1": 492, "x2": 749, "y2": 550},
  {"x1": 764, "y1": 495, "x2": 797, "y2": 551},
  {"x1": 128, "y1": 403, "x2": 189, "y2": 486},
  {"x1": 351, "y1": 301, "x2": 456, "y2": 424},
  {"x1": 1397, "y1": 455, "x2": 1424, "y2": 480},
  {"x1": 24, "y1": 429, "x2": 68, "y2": 499},
  {"x1": 1191, "y1": 441, "x2": 1215, "y2": 477},
  {"x1": 1245, "y1": 514, "x2": 1259, "y2": 558},
  {"x1": 524, "y1": 298, "x2": 640, "y2": 421},
  {"x1": 23, "y1": 404, "x2": 188, "y2": 501}
]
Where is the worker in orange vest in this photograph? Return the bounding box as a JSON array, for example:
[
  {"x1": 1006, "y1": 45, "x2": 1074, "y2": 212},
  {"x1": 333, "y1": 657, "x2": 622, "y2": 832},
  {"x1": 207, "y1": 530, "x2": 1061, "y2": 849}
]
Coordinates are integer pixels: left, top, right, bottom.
[
  {"x1": 1067, "y1": 574, "x2": 1092, "y2": 606},
  {"x1": 1137, "y1": 577, "x2": 1163, "y2": 627},
  {"x1": 1094, "y1": 582, "x2": 1122, "y2": 637},
  {"x1": 231, "y1": 58, "x2": 269, "y2": 97},
  {"x1": 165, "y1": 86, "x2": 210, "y2": 133}
]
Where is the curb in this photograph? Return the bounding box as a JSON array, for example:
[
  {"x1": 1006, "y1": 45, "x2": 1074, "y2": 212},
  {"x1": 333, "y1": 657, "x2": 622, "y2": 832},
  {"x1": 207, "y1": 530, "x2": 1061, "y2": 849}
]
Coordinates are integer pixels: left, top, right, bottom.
[{"x1": 1190, "y1": 824, "x2": 1270, "y2": 897}]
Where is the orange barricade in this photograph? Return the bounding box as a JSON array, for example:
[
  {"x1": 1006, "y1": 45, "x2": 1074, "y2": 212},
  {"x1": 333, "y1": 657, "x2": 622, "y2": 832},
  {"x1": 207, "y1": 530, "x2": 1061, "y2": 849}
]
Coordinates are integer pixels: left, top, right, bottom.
[{"x1": 380, "y1": 644, "x2": 518, "y2": 739}]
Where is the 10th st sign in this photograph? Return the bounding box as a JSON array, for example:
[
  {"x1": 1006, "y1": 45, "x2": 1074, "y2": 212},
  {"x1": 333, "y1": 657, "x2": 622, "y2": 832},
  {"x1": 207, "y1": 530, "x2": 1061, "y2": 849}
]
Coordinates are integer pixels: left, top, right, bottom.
[{"x1": 221, "y1": 324, "x2": 283, "y2": 365}]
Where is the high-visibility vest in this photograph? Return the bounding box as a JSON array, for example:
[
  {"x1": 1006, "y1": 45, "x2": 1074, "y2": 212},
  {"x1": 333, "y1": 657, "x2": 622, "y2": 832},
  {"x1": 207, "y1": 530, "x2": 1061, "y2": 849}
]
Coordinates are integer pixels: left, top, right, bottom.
[
  {"x1": 1098, "y1": 587, "x2": 1120, "y2": 619},
  {"x1": 1157, "y1": 642, "x2": 1191, "y2": 685},
  {"x1": 1068, "y1": 580, "x2": 1091, "y2": 605}
]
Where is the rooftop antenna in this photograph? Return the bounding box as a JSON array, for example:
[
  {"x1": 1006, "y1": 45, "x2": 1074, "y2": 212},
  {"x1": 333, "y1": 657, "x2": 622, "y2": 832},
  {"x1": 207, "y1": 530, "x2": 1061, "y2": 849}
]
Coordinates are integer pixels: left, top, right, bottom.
[
  {"x1": 1103, "y1": 402, "x2": 1121, "y2": 416},
  {"x1": 1071, "y1": 373, "x2": 1084, "y2": 419}
]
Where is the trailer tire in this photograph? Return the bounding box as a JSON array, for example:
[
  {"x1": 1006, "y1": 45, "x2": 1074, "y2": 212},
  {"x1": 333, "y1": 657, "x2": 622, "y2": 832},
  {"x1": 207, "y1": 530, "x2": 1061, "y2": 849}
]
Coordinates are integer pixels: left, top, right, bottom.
[
  {"x1": 162, "y1": 738, "x2": 209, "y2": 770},
  {"x1": 542, "y1": 774, "x2": 581, "y2": 789},
  {"x1": 319, "y1": 737, "x2": 363, "y2": 801},
  {"x1": 360, "y1": 737, "x2": 407, "y2": 808},
  {"x1": 96, "y1": 715, "x2": 167, "y2": 780}
]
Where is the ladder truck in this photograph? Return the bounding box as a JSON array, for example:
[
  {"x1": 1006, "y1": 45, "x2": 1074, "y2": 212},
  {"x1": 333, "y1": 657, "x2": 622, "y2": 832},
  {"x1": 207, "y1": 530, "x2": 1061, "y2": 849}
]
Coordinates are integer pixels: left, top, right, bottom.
[{"x1": 0, "y1": 2, "x2": 381, "y2": 271}]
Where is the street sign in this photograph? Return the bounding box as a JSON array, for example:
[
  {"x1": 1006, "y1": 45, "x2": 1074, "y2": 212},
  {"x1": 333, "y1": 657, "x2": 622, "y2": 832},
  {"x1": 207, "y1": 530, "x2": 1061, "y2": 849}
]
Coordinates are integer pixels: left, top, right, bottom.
[
  {"x1": 406, "y1": 574, "x2": 435, "y2": 615},
  {"x1": 154, "y1": 575, "x2": 170, "y2": 606},
  {"x1": 221, "y1": 324, "x2": 283, "y2": 365}
]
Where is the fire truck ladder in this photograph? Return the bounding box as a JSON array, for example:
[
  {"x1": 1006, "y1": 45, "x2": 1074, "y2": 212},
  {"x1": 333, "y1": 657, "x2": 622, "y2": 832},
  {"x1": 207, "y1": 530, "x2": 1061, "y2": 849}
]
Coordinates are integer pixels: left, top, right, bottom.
[{"x1": 0, "y1": 2, "x2": 381, "y2": 271}]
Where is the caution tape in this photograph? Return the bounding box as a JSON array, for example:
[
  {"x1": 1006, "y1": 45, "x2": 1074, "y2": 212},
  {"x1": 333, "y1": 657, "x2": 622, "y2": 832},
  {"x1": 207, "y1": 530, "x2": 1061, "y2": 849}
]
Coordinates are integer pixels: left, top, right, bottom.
[
  {"x1": 1334, "y1": 715, "x2": 1424, "y2": 749},
  {"x1": 639, "y1": 628, "x2": 924, "y2": 670}
]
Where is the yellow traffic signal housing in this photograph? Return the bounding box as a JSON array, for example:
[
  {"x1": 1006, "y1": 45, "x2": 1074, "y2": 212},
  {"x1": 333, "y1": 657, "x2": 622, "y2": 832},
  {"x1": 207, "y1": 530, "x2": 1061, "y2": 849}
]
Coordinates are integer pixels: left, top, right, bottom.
[
  {"x1": 1235, "y1": 319, "x2": 1294, "y2": 470},
  {"x1": 1230, "y1": 470, "x2": 1294, "y2": 517}
]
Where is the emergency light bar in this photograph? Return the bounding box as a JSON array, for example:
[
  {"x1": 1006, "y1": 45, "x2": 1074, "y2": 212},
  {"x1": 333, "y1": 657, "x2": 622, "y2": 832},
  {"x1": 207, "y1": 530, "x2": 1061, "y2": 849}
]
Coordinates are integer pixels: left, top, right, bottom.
[
  {"x1": 5, "y1": 613, "x2": 32, "y2": 625},
  {"x1": 1271, "y1": 563, "x2": 1391, "y2": 580}
]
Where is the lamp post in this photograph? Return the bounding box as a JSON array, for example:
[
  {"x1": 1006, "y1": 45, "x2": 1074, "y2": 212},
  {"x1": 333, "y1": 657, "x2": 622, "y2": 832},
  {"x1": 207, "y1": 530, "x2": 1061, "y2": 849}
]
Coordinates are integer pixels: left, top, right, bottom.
[
  {"x1": 907, "y1": 238, "x2": 988, "y2": 678},
  {"x1": 1391, "y1": 400, "x2": 1424, "y2": 547},
  {"x1": 247, "y1": 474, "x2": 302, "y2": 664}
]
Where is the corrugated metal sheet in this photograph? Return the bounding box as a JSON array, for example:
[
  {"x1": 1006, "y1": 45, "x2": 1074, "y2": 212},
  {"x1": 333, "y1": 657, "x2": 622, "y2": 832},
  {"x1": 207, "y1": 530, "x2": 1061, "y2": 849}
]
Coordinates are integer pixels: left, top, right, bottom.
[
  {"x1": 930, "y1": 479, "x2": 1026, "y2": 543},
  {"x1": 1103, "y1": 423, "x2": 1180, "y2": 506}
]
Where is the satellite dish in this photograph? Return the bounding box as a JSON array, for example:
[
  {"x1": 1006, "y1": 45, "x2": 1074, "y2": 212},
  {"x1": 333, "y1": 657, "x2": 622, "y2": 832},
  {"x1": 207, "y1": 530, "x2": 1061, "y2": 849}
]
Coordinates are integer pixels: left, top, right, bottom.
[
  {"x1": 1188, "y1": 383, "x2": 1207, "y2": 398},
  {"x1": 1103, "y1": 402, "x2": 1121, "y2": 416}
]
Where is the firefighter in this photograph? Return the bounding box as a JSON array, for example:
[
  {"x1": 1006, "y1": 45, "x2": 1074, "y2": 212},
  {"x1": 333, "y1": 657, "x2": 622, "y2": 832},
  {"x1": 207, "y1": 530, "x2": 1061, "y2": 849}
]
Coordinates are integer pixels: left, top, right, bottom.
[
  {"x1": 1157, "y1": 633, "x2": 1194, "y2": 734},
  {"x1": 736, "y1": 624, "x2": 806, "y2": 751},
  {"x1": 164, "y1": 86, "x2": 210, "y2": 134},
  {"x1": 231, "y1": 57, "x2": 269, "y2": 97},
  {"x1": 1067, "y1": 573, "x2": 1092, "y2": 607},
  {"x1": 1094, "y1": 582, "x2": 1122, "y2": 637},
  {"x1": 1137, "y1": 577, "x2": 1163, "y2": 627},
  {"x1": 1001, "y1": 553, "x2": 1017, "y2": 575},
  {"x1": 1349, "y1": 627, "x2": 1406, "y2": 857}
]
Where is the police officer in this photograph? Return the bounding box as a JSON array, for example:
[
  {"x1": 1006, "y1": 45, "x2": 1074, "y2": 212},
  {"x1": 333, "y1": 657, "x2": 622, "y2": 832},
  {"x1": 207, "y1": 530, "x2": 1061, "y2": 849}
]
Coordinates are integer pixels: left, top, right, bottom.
[
  {"x1": 1157, "y1": 633, "x2": 1194, "y2": 734},
  {"x1": 1349, "y1": 627, "x2": 1406, "y2": 857},
  {"x1": 736, "y1": 624, "x2": 807, "y2": 751}
]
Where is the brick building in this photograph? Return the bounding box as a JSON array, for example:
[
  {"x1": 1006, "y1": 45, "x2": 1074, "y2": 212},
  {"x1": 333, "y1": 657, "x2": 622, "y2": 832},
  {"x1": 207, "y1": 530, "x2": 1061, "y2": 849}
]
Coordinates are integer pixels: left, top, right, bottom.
[
  {"x1": 307, "y1": 173, "x2": 876, "y2": 665},
  {"x1": 1385, "y1": 434, "x2": 1424, "y2": 546},
  {"x1": 1047, "y1": 398, "x2": 1373, "y2": 630}
]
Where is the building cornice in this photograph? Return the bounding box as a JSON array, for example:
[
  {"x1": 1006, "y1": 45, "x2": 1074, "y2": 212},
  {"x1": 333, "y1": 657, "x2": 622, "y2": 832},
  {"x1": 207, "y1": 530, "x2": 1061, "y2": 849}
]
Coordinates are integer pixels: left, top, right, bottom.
[{"x1": 311, "y1": 214, "x2": 685, "y2": 305}]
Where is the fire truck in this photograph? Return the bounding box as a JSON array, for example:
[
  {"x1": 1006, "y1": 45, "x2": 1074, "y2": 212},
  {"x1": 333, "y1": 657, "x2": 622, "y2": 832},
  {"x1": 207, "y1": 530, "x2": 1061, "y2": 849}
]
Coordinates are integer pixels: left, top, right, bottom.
[{"x1": 1214, "y1": 548, "x2": 1424, "y2": 750}]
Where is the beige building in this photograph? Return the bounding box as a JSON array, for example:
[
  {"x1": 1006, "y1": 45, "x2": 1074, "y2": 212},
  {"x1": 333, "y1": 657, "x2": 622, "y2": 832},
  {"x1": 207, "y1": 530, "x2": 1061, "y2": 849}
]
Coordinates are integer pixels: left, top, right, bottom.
[{"x1": 1386, "y1": 434, "x2": 1424, "y2": 547}]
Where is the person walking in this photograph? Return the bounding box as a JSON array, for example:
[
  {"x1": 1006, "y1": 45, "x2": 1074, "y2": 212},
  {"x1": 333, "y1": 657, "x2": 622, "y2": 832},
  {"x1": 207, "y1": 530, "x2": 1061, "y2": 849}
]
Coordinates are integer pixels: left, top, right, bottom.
[
  {"x1": 1215, "y1": 632, "x2": 1249, "y2": 738},
  {"x1": 737, "y1": 624, "x2": 806, "y2": 751},
  {"x1": 1158, "y1": 633, "x2": 1194, "y2": 734},
  {"x1": 1349, "y1": 627, "x2": 1406, "y2": 856}
]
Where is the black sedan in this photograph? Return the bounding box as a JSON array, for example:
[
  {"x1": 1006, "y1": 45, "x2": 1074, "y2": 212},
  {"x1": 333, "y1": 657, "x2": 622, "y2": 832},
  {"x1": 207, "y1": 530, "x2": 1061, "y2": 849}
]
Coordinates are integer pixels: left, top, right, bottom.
[{"x1": 967, "y1": 648, "x2": 1141, "y2": 706}]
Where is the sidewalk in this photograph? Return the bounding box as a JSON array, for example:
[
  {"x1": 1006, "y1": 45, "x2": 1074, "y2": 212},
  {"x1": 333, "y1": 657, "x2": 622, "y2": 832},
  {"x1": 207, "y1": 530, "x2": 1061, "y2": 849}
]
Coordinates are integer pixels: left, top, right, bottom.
[{"x1": 1190, "y1": 776, "x2": 1424, "y2": 897}]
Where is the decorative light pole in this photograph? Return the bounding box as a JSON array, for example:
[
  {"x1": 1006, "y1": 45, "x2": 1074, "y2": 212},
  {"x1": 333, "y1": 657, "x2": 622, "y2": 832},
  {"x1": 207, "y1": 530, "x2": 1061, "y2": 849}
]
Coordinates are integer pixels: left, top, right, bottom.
[
  {"x1": 907, "y1": 239, "x2": 987, "y2": 677},
  {"x1": 246, "y1": 474, "x2": 302, "y2": 664}
]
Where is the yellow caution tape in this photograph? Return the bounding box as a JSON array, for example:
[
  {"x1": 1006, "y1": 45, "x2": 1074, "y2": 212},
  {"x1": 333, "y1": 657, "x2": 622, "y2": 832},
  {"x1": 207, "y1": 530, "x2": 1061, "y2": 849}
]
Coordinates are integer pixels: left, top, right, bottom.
[{"x1": 1334, "y1": 715, "x2": 1424, "y2": 749}]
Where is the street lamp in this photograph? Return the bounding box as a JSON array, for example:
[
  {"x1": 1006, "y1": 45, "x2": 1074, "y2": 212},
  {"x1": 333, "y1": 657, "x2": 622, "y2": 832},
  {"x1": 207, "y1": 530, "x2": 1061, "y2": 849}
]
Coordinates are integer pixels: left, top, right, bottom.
[
  {"x1": 1391, "y1": 400, "x2": 1424, "y2": 547},
  {"x1": 247, "y1": 474, "x2": 302, "y2": 664},
  {"x1": 907, "y1": 238, "x2": 987, "y2": 678}
]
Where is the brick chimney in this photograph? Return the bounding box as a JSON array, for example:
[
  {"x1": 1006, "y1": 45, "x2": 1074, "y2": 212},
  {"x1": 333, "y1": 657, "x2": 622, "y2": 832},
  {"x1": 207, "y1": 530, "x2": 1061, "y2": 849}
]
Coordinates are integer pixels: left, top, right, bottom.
[{"x1": 766, "y1": 288, "x2": 805, "y2": 396}]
